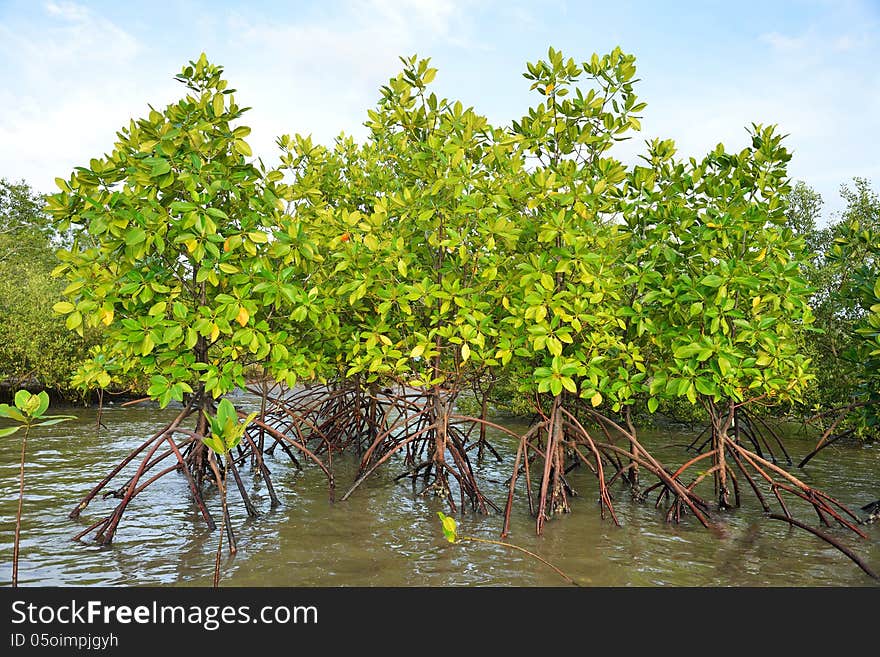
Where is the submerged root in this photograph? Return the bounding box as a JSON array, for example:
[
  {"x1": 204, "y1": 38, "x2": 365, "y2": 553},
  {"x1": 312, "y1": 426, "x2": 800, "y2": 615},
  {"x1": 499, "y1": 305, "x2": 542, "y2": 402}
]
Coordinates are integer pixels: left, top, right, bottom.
[
  {"x1": 503, "y1": 399, "x2": 712, "y2": 538},
  {"x1": 69, "y1": 393, "x2": 298, "y2": 545},
  {"x1": 340, "y1": 386, "x2": 495, "y2": 514}
]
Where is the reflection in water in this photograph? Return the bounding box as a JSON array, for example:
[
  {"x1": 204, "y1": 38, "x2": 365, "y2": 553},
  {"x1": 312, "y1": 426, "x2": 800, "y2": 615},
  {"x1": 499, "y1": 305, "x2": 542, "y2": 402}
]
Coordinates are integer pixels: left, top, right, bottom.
[{"x1": 1, "y1": 397, "x2": 878, "y2": 586}]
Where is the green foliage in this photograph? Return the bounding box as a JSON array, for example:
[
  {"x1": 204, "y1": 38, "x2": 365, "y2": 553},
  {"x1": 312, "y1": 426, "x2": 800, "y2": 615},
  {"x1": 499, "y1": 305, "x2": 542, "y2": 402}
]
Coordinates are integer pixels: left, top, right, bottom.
[
  {"x1": 0, "y1": 178, "x2": 60, "y2": 265},
  {"x1": 0, "y1": 258, "x2": 100, "y2": 393},
  {"x1": 784, "y1": 178, "x2": 880, "y2": 437},
  {"x1": 505, "y1": 47, "x2": 644, "y2": 411},
  {"x1": 40, "y1": 48, "x2": 865, "y2": 441},
  {"x1": 202, "y1": 397, "x2": 257, "y2": 455},
  {"x1": 0, "y1": 390, "x2": 75, "y2": 436},
  {"x1": 47, "y1": 53, "x2": 312, "y2": 405},
  {"x1": 826, "y1": 181, "x2": 880, "y2": 433},
  {"x1": 0, "y1": 179, "x2": 97, "y2": 394},
  {"x1": 628, "y1": 126, "x2": 813, "y2": 416},
  {"x1": 279, "y1": 55, "x2": 521, "y2": 389}
]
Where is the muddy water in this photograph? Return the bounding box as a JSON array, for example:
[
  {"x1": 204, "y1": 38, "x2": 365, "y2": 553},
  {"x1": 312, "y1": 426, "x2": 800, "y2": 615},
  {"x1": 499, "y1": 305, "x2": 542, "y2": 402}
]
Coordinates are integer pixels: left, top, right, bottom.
[{"x1": 2, "y1": 395, "x2": 878, "y2": 587}]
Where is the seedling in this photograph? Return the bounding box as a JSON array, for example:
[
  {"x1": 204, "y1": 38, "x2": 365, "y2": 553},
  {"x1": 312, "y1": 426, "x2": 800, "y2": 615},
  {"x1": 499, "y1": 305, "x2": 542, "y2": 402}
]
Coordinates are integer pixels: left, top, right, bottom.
[{"x1": 1, "y1": 390, "x2": 75, "y2": 586}]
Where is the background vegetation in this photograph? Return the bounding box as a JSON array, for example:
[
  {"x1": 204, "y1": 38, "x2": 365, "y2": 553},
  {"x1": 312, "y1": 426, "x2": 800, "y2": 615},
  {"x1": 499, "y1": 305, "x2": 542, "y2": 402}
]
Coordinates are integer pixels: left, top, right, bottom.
[{"x1": 0, "y1": 178, "x2": 98, "y2": 399}]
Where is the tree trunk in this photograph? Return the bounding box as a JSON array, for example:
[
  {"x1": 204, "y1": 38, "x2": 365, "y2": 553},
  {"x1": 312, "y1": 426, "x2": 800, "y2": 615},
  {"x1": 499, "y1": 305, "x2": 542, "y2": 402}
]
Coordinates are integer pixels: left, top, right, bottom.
[
  {"x1": 536, "y1": 397, "x2": 570, "y2": 534},
  {"x1": 549, "y1": 408, "x2": 569, "y2": 515},
  {"x1": 625, "y1": 406, "x2": 639, "y2": 495},
  {"x1": 712, "y1": 401, "x2": 735, "y2": 509},
  {"x1": 430, "y1": 387, "x2": 450, "y2": 497}
]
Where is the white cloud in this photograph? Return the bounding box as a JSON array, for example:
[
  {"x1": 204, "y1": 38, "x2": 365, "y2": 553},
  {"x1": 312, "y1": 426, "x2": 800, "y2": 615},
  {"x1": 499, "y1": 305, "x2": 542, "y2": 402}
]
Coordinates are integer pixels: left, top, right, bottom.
[
  {"x1": 0, "y1": 0, "x2": 486, "y2": 192},
  {"x1": 2, "y1": 1, "x2": 140, "y2": 83},
  {"x1": 0, "y1": 0, "x2": 876, "y2": 223},
  {"x1": 760, "y1": 31, "x2": 808, "y2": 52},
  {"x1": 0, "y1": 2, "x2": 166, "y2": 190},
  {"x1": 45, "y1": 1, "x2": 88, "y2": 20},
  {"x1": 218, "y1": 0, "x2": 480, "y2": 166}
]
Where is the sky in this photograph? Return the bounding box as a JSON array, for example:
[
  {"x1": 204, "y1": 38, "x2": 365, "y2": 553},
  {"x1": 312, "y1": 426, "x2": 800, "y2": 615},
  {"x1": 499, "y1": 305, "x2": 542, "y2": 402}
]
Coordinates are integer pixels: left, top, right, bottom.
[{"x1": 1, "y1": 0, "x2": 878, "y2": 219}]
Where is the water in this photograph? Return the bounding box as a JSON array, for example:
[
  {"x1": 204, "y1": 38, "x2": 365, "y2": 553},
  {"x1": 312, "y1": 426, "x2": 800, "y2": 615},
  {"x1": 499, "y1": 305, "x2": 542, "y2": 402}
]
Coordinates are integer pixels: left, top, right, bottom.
[{"x1": 2, "y1": 396, "x2": 878, "y2": 587}]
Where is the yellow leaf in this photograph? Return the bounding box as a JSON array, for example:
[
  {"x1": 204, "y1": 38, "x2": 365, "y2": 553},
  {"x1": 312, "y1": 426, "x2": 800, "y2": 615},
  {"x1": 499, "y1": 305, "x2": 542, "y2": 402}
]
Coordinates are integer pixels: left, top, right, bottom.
[
  {"x1": 410, "y1": 344, "x2": 425, "y2": 359},
  {"x1": 590, "y1": 392, "x2": 603, "y2": 407},
  {"x1": 438, "y1": 512, "x2": 457, "y2": 543},
  {"x1": 235, "y1": 306, "x2": 249, "y2": 327},
  {"x1": 210, "y1": 323, "x2": 220, "y2": 343},
  {"x1": 461, "y1": 343, "x2": 471, "y2": 362}
]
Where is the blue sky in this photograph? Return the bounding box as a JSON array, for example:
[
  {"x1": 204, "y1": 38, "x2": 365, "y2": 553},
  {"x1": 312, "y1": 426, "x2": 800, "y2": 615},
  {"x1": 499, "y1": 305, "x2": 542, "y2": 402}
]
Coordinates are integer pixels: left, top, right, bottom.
[{"x1": 1, "y1": 0, "x2": 878, "y2": 218}]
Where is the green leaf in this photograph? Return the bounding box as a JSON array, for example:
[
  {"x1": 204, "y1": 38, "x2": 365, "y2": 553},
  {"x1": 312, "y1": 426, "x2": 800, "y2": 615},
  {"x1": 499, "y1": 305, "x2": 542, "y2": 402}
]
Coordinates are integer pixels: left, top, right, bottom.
[
  {"x1": 649, "y1": 376, "x2": 667, "y2": 396},
  {"x1": 695, "y1": 378, "x2": 716, "y2": 396},
  {"x1": 437, "y1": 511, "x2": 457, "y2": 543},
  {"x1": 14, "y1": 390, "x2": 32, "y2": 411},
  {"x1": 234, "y1": 140, "x2": 252, "y2": 157},
  {"x1": 34, "y1": 417, "x2": 74, "y2": 427},
  {"x1": 202, "y1": 434, "x2": 225, "y2": 455},
  {"x1": 150, "y1": 158, "x2": 171, "y2": 177},
  {"x1": 65, "y1": 311, "x2": 82, "y2": 331},
  {"x1": 125, "y1": 227, "x2": 147, "y2": 246},
  {"x1": 0, "y1": 404, "x2": 26, "y2": 422},
  {"x1": 53, "y1": 301, "x2": 76, "y2": 314},
  {"x1": 700, "y1": 275, "x2": 724, "y2": 288},
  {"x1": 215, "y1": 398, "x2": 237, "y2": 430},
  {"x1": 0, "y1": 426, "x2": 22, "y2": 437},
  {"x1": 34, "y1": 391, "x2": 50, "y2": 418},
  {"x1": 673, "y1": 344, "x2": 701, "y2": 359},
  {"x1": 226, "y1": 433, "x2": 243, "y2": 452},
  {"x1": 170, "y1": 201, "x2": 197, "y2": 213},
  {"x1": 696, "y1": 348, "x2": 713, "y2": 362},
  {"x1": 647, "y1": 397, "x2": 659, "y2": 413}
]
